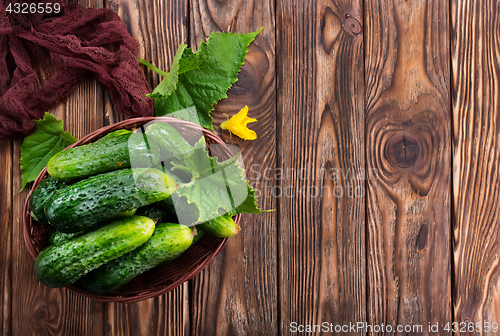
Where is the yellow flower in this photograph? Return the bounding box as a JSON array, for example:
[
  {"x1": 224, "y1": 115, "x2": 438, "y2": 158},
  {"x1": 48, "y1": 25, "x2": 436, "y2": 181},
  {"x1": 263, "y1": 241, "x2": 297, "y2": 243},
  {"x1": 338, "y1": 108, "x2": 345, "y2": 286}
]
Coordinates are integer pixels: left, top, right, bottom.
[{"x1": 220, "y1": 106, "x2": 257, "y2": 140}]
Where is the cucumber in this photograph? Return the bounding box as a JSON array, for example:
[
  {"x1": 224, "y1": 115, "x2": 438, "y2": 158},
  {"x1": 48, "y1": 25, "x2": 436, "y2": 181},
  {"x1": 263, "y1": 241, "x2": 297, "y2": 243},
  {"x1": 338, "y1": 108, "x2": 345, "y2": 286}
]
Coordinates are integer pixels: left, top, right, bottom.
[
  {"x1": 45, "y1": 168, "x2": 176, "y2": 233},
  {"x1": 145, "y1": 123, "x2": 196, "y2": 184},
  {"x1": 117, "y1": 208, "x2": 137, "y2": 218},
  {"x1": 145, "y1": 122, "x2": 194, "y2": 163},
  {"x1": 135, "y1": 193, "x2": 200, "y2": 225},
  {"x1": 135, "y1": 202, "x2": 177, "y2": 223},
  {"x1": 35, "y1": 216, "x2": 155, "y2": 287},
  {"x1": 29, "y1": 176, "x2": 71, "y2": 225},
  {"x1": 47, "y1": 130, "x2": 159, "y2": 181},
  {"x1": 80, "y1": 223, "x2": 193, "y2": 293},
  {"x1": 48, "y1": 229, "x2": 84, "y2": 245},
  {"x1": 48, "y1": 209, "x2": 137, "y2": 246},
  {"x1": 197, "y1": 215, "x2": 239, "y2": 238}
]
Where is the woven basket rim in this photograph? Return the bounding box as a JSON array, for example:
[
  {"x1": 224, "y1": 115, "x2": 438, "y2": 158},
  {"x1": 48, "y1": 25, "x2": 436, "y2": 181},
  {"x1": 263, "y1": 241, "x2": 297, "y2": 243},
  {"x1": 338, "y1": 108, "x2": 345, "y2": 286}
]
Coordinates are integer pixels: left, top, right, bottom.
[{"x1": 23, "y1": 116, "x2": 242, "y2": 303}]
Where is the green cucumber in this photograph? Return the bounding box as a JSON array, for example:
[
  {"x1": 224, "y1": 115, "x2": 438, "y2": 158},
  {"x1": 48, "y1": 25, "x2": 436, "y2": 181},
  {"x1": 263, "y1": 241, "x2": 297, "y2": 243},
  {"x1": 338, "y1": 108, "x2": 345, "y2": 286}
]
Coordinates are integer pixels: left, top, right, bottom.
[
  {"x1": 29, "y1": 176, "x2": 71, "y2": 225},
  {"x1": 197, "y1": 215, "x2": 239, "y2": 238},
  {"x1": 48, "y1": 209, "x2": 136, "y2": 246},
  {"x1": 146, "y1": 123, "x2": 195, "y2": 184},
  {"x1": 135, "y1": 202, "x2": 177, "y2": 223},
  {"x1": 48, "y1": 230, "x2": 84, "y2": 245},
  {"x1": 45, "y1": 168, "x2": 176, "y2": 233},
  {"x1": 35, "y1": 216, "x2": 155, "y2": 287},
  {"x1": 80, "y1": 223, "x2": 193, "y2": 293},
  {"x1": 145, "y1": 122, "x2": 194, "y2": 163},
  {"x1": 117, "y1": 208, "x2": 137, "y2": 217},
  {"x1": 135, "y1": 193, "x2": 200, "y2": 225},
  {"x1": 47, "y1": 130, "x2": 159, "y2": 181}
]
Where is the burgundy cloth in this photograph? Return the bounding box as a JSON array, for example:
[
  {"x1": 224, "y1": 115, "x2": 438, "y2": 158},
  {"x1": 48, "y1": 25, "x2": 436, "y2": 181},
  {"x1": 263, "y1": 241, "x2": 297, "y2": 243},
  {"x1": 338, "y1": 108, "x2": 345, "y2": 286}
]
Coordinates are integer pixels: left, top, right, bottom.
[{"x1": 0, "y1": 0, "x2": 154, "y2": 139}]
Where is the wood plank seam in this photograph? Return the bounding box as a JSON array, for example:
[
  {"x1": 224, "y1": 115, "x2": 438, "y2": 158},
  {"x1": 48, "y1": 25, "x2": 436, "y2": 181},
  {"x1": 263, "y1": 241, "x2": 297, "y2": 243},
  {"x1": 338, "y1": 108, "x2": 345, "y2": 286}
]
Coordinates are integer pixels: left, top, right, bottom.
[{"x1": 2, "y1": 141, "x2": 13, "y2": 336}]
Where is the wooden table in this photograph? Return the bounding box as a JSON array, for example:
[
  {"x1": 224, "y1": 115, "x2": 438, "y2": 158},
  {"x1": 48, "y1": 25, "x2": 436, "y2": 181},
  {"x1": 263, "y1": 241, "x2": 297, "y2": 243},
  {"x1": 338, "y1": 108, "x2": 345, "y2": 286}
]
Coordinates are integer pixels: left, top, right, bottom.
[{"x1": 1, "y1": 0, "x2": 499, "y2": 335}]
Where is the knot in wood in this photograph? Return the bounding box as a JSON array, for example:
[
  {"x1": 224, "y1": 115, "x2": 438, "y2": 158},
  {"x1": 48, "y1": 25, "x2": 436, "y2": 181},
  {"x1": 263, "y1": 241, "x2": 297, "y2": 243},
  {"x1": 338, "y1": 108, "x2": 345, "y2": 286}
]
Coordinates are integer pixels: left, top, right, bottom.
[
  {"x1": 35, "y1": 307, "x2": 49, "y2": 321},
  {"x1": 108, "y1": 0, "x2": 119, "y2": 12},
  {"x1": 387, "y1": 134, "x2": 420, "y2": 169},
  {"x1": 416, "y1": 223, "x2": 428, "y2": 252},
  {"x1": 343, "y1": 17, "x2": 362, "y2": 36},
  {"x1": 229, "y1": 44, "x2": 268, "y2": 96}
]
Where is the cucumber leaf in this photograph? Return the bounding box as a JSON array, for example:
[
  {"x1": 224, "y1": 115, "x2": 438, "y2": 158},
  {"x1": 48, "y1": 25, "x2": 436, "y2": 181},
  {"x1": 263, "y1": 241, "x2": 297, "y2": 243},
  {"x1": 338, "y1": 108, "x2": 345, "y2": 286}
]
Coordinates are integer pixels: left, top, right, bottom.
[
  {"x1": 231, "y1": 183, "x2": 263, "y2": 216},
  {"x1": 144, "y1": 44, "x2": 186, "y2": 99},
  {"x1": 171, "y1": 136, "x2": 263, "y2": 223},
  {"x1": 148, "y1": 29, "x2": 262, "y2": 130},
  {"x1": 20, "y1": 113, "x2": 77, "y2": 191}
]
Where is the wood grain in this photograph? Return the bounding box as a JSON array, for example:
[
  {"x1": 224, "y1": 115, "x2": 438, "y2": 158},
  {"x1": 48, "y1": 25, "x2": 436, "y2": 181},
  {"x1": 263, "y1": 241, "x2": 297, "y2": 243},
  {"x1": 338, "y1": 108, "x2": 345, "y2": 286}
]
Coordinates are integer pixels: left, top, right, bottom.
[
  {"x1": 189, "y1": 0, "x2": 277, "y2": 334},
  {"x1": 104, "y1": 1, "x2": 190, "y2": 335},
  {"x1": 4, "y1": 0, "x2": 499, "y2": 334},
  {"x1": 8, "y1": 0, "x2": 106, "y2": 334},
  {"x1": 276, "y1": 0, "x2": 365, "y2": 334},
  {"x1": 10, "y1": 106, "x2": 105, "y2": 336},
  {"x1": 104, "y1": 0, "x2": 188, "y2": 125},
  {"x1": 0, "y1": 140, "x2": 12, "y2": 336},
  {"x1": 105, "y1": 287, "x2": 190, "y2": 336},
  {"x1": 452, "y1": 0, "x2": 500, "y2": 331},
  {"x1": 364, "y1": 0, "x2": 452, "y2": 332}
]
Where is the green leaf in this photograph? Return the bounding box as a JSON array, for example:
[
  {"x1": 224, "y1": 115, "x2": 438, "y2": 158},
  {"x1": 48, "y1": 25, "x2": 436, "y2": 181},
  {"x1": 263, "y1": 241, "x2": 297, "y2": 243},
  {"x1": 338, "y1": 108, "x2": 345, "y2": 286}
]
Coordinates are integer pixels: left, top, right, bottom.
[
  {"x1": 19, "y1": 113, "x2": 77, "y2": 191},
  {"x1": 142, "y1": 44, "x2": 187, "y2": 99},
  {"x1": 232, "y1": 183, "x2": 265, "y2": 216},
  {"x1": 171, "y1": 136, "x2": 263, "y2": 223},
  {"x1": 151, "y1": 29, "x2": 262, "y2": 130}
]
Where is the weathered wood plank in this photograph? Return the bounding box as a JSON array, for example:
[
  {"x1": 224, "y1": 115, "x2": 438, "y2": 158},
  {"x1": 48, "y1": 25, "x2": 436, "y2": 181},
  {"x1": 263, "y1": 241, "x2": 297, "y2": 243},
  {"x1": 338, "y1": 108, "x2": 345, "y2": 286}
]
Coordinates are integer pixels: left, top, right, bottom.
[
  {"x1": 10, "y1": 104, "x2": 105, "y2": 336},
  {"x1": 105, "y1": 286, "x2": 189, "y2": 336},
  {"x1": 104, "y1": 1, "x2": 190, "y2": 335},
  {"x1": 188, "y1": 0, "x2": 277, "y2": 335},
  {"x1": 364, "y1": 0, "x2": 451, "y2": 332},
  {"x1": 11, "y1": 135, "x2": 60, "y2": 336},
  {"x1": 0, "y1": 140, "x2": 12, "y2": 336},
  {"x1": 452, "y1": 0, "x2": 500, "y2": 331},
  {"x1": 105, "y1": 0, "x2": 187, "y2": 125},
  {"x1": 277, "y1": 0, "x2": 366, "y2": 334},
  {"x1": 64, "y1": 80, "x2": 105, "y2": 138},
  {"x1": 9, "y1": 1, "x2": 107, "y2": 334}
]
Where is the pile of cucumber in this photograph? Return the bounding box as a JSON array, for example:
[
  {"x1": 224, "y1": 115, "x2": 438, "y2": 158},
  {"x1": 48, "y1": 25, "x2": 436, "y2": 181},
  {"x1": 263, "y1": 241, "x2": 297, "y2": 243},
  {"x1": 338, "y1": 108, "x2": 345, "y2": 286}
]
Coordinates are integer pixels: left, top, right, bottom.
[{"x1": 29, "y1": 122, "x2": 240, "y2": 293}]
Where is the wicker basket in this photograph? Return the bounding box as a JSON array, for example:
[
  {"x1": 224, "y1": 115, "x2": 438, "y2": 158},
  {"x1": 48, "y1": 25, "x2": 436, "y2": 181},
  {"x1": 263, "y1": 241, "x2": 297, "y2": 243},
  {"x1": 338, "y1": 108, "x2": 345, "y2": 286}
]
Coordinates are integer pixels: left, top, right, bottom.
[{"x1": 23, "y1": 117, "x2": 241, "y2": 303}]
